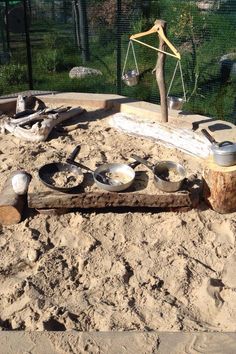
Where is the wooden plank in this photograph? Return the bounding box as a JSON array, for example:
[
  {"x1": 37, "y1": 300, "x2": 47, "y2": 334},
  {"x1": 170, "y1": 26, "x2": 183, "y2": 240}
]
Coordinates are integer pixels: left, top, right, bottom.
[{"x1": 28, "y1": 190, "x2": 193, "y2": 209}]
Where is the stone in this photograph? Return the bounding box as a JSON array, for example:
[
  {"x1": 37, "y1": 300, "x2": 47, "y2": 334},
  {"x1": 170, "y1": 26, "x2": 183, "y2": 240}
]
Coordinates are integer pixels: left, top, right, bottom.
[
  {"x1": 69, "y1": 66, "x2": 102, "y2": 79},
  {"x1": 27, "y1": 249, "x2": 39, "y2": 262}
]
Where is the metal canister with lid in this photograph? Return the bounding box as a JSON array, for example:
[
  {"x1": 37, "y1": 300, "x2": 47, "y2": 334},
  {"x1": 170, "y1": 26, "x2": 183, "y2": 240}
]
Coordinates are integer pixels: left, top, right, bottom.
[{"x1": 201, "y1": 129, "x2": 236, "y2": 167}]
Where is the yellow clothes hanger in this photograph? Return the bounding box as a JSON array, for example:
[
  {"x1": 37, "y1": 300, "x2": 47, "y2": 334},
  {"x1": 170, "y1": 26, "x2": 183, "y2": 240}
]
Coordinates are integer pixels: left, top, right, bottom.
[{"x1": 130, "y1": 23, "x2": 180, "y2": 60}]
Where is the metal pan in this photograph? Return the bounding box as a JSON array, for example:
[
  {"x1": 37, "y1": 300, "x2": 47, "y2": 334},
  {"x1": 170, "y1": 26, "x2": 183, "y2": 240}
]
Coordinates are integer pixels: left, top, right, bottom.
[
  {"x1": 38, "y1": 145, "x2": 84, "y2": 192},
  {"x1": 131, "y1": 154, "x2": 186, "y2": 192},
  {"x1": 201, "y1": 129, "x2": 236, "y2": 167},
  {"x1": 67, "y1": 160, "x2": 136, "y2": 192}
]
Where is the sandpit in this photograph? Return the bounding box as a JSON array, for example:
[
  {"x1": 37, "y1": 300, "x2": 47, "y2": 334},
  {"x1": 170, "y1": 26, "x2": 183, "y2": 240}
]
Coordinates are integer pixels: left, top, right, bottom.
[{"x1": 0, "y1": 95, "x2": 236, "y2": 352}]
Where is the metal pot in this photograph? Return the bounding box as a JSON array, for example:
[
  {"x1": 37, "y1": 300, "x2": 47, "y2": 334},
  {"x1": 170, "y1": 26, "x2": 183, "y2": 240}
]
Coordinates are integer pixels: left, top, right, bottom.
[
  {"x1": 131, "y1": 154, "x2": 186, "y2": 192},
  {"x1": 201, "y1": 129, "x2": 236, "y2": 167}
]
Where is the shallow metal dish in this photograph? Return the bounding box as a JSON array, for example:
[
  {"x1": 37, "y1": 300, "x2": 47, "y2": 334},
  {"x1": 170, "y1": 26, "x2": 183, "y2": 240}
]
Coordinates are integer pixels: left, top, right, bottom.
[
  {"x1": 70, "y1": 161, "x2": 136, "y2": 192},
  {"x1": 94, "y1": 163, "x2": 135, "y2": 192}
]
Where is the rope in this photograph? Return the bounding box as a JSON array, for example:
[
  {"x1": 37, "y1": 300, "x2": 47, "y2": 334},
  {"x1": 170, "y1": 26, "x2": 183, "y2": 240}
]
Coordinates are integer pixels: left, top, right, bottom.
[
  {"x1": 122, "y1": 40, "x2": 139, "y2": 77},
  {"x1": 167, "y1": 60, "x2": 186, "y2": 101}
]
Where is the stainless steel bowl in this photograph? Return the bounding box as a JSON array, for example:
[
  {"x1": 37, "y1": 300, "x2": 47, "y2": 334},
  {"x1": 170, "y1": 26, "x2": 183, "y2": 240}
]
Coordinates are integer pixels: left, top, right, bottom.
[
  {"x1": 94, "y1": 163, "x2": 135, "y2": 192},
  {"x1": 168, "y1": 96, "x2": 185, "y2": 110},
  {"x1": 122, "y1": 70, "x2": 139, "y2": 87}
]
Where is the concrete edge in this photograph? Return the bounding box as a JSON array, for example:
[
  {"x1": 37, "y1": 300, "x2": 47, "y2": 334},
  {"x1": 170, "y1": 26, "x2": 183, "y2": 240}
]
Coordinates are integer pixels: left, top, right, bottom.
[{"x1": 0, "y1": 92, "x2": 235, "y2": 133}]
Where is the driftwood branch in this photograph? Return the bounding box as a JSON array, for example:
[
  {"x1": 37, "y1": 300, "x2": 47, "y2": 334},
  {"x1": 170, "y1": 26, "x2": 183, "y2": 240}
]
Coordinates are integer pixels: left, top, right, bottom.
[
  {"x1": 155, "y1": 20, "x2": 168, "y2": 123},
  {"x1": 0, "y1": 105, "x2": 84, "y2": 142}
]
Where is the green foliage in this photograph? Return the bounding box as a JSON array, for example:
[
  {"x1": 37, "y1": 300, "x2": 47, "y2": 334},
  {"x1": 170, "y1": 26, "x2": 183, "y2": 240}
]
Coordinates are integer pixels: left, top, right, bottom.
[
  {"x1": 0, "y1": 64, "x2": 27, "y2": 87},
  {"x1": 36, "y1": 49, "x2": 65, "y2": 73},
  {"x1": 35, "y1": 32, "x2": 71, "y2": 73},
  {"x1": 42, "y1": 32, "x2": 62, "y2": 49}
]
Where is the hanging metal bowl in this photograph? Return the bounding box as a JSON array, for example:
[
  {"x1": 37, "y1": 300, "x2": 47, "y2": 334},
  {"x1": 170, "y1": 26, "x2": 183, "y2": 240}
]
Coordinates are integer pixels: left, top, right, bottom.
[
  {"x1": 122, "y1": 70, "x2": 139, "y2": 87},
  {"x1": 167, "y1": 96, "x2": 185, "y2": 110}
]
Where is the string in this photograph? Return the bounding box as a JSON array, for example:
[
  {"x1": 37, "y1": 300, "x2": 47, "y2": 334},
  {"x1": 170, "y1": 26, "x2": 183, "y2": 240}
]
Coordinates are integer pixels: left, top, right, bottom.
[
  {"x1": 122, "y1": 40, "x2": 139, "y2": 77},
  {"x1": 167, "y1": 60, "x2": 186, "y2": 101}
]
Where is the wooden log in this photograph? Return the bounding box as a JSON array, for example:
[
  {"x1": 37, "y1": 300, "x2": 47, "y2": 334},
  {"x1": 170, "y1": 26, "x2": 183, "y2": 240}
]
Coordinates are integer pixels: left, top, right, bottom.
[
  {"x1": 203, "y1": 159, "x2": 236, "y2": 213},
  {"x1": 28, "y1": 189, "x2": 197, "y2": 210},
  {"x1": 0, "y1": 173, "x2": 27, "y2": 225}
]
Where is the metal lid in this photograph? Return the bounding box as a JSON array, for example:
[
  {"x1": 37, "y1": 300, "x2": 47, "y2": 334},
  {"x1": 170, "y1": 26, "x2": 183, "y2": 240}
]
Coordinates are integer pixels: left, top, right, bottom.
[{"x1": 212, "y1": 142, "x2": 236, "y2": 155}]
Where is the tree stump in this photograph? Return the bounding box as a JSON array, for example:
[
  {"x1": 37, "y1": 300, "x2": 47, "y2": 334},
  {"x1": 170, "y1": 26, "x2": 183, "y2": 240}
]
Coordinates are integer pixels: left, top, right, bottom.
[
  {"x1": 203, "y1": 158, "x2": 236, "y2": 213},
  {"x1": 0, "y1": 172, "x2": 28, "y2": 225}
]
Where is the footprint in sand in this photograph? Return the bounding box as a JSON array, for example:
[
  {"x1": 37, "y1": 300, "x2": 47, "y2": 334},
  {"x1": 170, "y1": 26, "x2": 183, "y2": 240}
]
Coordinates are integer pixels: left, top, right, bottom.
[
  {"x1": 209, "y1": 220, "x2": 235, "y2": 245},
  {"x1": 222, "y1": 253, "x2": 236, "y2": 288},
  {"x1": 207, "y1": 278, "x2": 224, "y2": 308}
]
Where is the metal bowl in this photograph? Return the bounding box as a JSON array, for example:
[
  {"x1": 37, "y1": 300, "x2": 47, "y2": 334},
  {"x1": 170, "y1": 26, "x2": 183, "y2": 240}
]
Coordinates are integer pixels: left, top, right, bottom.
[
  {"x1": 122, "y1": 70, "x2": 139, "y2": 87},
  {"x1": 94, "y1": 163, "x2": 135, "y2": 192},
  {"x1": 167, "y1": 96, "x2": 185, "y2": 110}
]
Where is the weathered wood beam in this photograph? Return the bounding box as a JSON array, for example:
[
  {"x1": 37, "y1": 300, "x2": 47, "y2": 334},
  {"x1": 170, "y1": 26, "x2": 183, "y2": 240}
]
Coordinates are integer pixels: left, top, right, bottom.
[
  {"x1": 110, "y1": 113, "x2": 211, "y2": 158},
  {"x1": 28, "y1": 190, "x2": 197, "y2": 210}
]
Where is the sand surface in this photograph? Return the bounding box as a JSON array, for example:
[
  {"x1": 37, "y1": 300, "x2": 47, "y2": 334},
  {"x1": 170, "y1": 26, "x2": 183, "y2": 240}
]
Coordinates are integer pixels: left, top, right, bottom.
[{"x1": 0, "y1": 106, "x2": 236, "y2": 346}]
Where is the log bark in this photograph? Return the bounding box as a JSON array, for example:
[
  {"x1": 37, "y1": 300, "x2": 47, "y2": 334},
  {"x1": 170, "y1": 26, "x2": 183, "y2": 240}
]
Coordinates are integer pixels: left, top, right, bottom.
[
  {"x1": 155, "y1": 19, "x2": 168, "y2": 123},
  {"x1": 0, "y1": 173, "x2": 27, "y2": 225},
  {"x1": 28, "y1": 190, "x2": 197, "y2": 210},
  {"x1": 203, "y1": 159, "x2": 236, "y2": 213}
]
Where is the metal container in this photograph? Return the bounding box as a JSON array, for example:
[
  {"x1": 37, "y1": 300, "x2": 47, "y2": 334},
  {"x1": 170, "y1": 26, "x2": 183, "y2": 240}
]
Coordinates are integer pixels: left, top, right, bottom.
[
  {"x1": 38, "y1": 145, "x2": 84, "y2": 192},
  {"x1": 153, "y1": 160, "x2": 186, "y2": 192},
  {"x1": 70, "y1": 161, "x2": 136, "y2": 192},
  {"x1": 211, "y1": 143, "x2": 236, "y2": 167},
  {"x1": 167, "y1": 96, "x2": 185, "y2": 110},
  {"x1": 122, "y1": 70, "x2": 139, "y2": 87},
  {"x1": 201, "y1": 129, "x2": 236, "y2": 167},
  {"x1": 131, "y1": 154, "x2": 186, "y2": 192}
]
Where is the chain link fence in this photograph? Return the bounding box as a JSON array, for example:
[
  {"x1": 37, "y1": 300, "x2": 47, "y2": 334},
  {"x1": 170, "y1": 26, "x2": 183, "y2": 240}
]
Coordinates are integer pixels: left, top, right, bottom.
[{"x1": 0, "y1": 0, "x2": 236, "y2": 122}]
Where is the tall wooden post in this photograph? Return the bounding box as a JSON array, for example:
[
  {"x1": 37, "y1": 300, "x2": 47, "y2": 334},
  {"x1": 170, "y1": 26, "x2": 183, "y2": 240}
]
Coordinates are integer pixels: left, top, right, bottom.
[
  {"x1": 155, "y1": 19, "x2": 168, "y2": 123},
  {"x1": 116, "y1": 0, "x2": 122, "y2": 95}
]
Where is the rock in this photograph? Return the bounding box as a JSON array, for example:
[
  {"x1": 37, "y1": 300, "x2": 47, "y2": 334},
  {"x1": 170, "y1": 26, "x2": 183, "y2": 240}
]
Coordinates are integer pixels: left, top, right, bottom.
[
  {"x1": 196, "y1": 0, "x2": 223, "y2": 11},
  {"x1": 11, "y1": 172, "x2": 31, "y2": 195},
  {"x1": 69, "y1": 66, "x2": 102, "y2": 79},
  {"x1": 27, "y1": 249, "x2": 39, "y2": 262}
]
